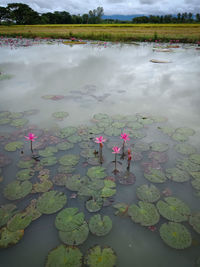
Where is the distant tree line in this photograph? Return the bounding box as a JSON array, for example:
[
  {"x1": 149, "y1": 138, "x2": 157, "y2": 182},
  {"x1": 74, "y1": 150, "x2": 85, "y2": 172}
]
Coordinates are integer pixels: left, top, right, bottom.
[{"x1": 0, "y1": 3, "x2": 200, "y2": 25}]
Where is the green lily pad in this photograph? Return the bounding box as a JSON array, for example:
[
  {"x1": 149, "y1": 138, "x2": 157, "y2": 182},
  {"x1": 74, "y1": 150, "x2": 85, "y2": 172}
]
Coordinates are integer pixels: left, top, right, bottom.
[
  {"x1": 144, "y1": 168, "x2": 167, "y2": 183},
  {"x1": 104, "y1": 127, "x2": 121, "y2": 136},
  {"x1": 0, "y1": 227, "x2": 24, "y2": 248},
  {"x1": 93, "y1": 113, "x2": 109, "y2": 121},
  {"x1": 0, "y1": 74, "x2": 13, "y2": 80},
  {"x1": 57, "y1": 165, "x2": 75, "y2": 174},
  {"x1": 111, "y1": 114, "x2": 126, "y2": 121},
  {"x1": 176, "y1": 158, "x2": 200, "y2": 172},
  {"x1": 10, "y1": 118, "x2": 28, "y2": 127},
  {"x1": 134, "y1": 142, "x2": 150, "y2": 152},
  {"x1": 87, "y1": 166, "x2": 106, "y2": 180},
  {"x1": 156, "y1": 197, "x2": 190, "y2": 222},
  {"x1": 59, "y1": 127, "x2": 77, "y2": 138},
  {"x1": 59, "y1": 154, "x2": 79, "y2": 166},
  {"x1": 38, "y1": 146, "x2": 58, "y2": 157},
  {"x1": 37, "y1": 190, "x2": 67, "y2": 214},
  {"x1": 151, "y1": 115, "x2": 167, "y2": 123},
  {"x1": 56, "y1": 142, "x2": 74, "y2": 151},
  {"x1": 0, "y1": 204, "x2": 17, "y2": 227},
  {"x1": 131, "y1": 131, "x2": 146, "y2": 139},
  {"x1": 65, "y1": 175, "x2": 88, "y2": 191},
  {"x1": 88, "y1": 126, "x2": 104, "y2": 135},
  {"x1": 189, "y1": 154, "x2": 200, "y2": 165},
  {"x1": 101, "y1": 180, "x2": 116, "y2": 198},
  {"x1": 124, "y1": 115, "x2": 138, "y2": 122},
  {"x1": 172, "y1": 132, "x2": 188, "y2": 142},
  {"x1": 127, "y1": 121, "x2": 143, "y2": 130},
  {"x1": 150, "y1": 142, "x2": 169, "y2": 152},
  {"x1": 191, "y1": 177, "x2": 200, "y2": 191},
  {"x1": 84, "y1": 246, "x2": 116, "y2": 267},
  {"x1": 113, "y1": 203, "x2": 129, "y2": 216},
  {"x1": 159, "y1": 222, "x2": 192, "y2": 249},
  {"x1": 68, "y1": 135, "x2": 82, "y2": 144},
  {"x1": 7, "y1": 212, "x2": 32, "y2": 232},
  {"x1": 24, "y1": 199, "x2": 42, "y2": 221},
  {"x1": 45, "y1": 245, "x2": 83, "y2": 267},
  {"x1": 79, "y1": 141, "x2": 93, "y2": 149},
  {"x1": 16, "y1": 169, "x2": 34, "y2": 181},
  {"x1": 52, "y1": 112, "x2": 69, "y2": 119},
  {"x1": 138, "y1": 117, "x2": 154, "y2": 125},
  {"x1": 136, "y1": 184, "x2": 160, "y2": 203},
  {"x1": 4, "y1": 181, "x2": 32, "y2": 200},
  {"x1": 55, "y1": 208, "x2": 84, "y2": 232},
  {"x1": 89, "y1": 214, "x2": 112, "y2": 236},
  {"x1": 4, "y1": 141, "x2": 24, "y2": 152},
  {"x1": 176, "y1": 127, "x2": 195, "y2": 136},
  {"x1": 189, "y1": 213, "x2": 200, "y2": 234},
  {"x1": 86, "y1": 198, "x2": 103, "y2": 212},
  {"x1": 158, "y1": 126, "x2": 175, "y2": 136},
  {"x1": 17, "y1": 159, "x2": 35, "y2": 169},
  {"x1": 59, "y1": 221, "x2": 89, "y2": 245},
  {"x1": 32, "y1": 179, "x2": 53, "y2": 193},
  {"x1": 166, "y1": 168, "x2": 190, "y2": 182},
  {"x1": 111, "y1": 121, "x2": 126, "y2": 128},
  {"x1": 0, "y1": 111, "x2": 10, "y2": 118},
  {"x1": 40, "y1": 156, "x2": 57, "y2": 166},
  {"x1": 80, "y1": 148, "x2": 96, "y2": 159},
  {"x1": 174, "y1": 144, "x2": 196, "y2": 155},
  {"x1": 128, "y1": 201, "x2": 160, "y2": 226},
  {"x1": 0, "y1": 118, "x2": 11, "y2": 125},
  {"x1": 52, "y1": 173, "x2": 69, "y2": 186}
]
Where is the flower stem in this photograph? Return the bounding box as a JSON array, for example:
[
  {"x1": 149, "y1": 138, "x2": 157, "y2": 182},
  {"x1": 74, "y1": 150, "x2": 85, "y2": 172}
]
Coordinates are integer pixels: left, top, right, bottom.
[{"x1": 30, "y1": 140, "x2": 33, "y2": 154}]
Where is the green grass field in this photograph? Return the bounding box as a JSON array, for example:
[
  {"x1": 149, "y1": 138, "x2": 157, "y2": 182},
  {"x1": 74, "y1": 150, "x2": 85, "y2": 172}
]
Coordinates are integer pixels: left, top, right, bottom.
[{"x1": 0, "y1": 24, "x2": 200, "y2": 42}]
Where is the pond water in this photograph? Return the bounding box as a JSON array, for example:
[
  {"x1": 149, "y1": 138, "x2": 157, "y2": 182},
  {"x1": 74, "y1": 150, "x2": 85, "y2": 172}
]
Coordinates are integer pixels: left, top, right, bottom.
[{"x1": 0, "y1": 39, "x2": 200, "y2": 267}]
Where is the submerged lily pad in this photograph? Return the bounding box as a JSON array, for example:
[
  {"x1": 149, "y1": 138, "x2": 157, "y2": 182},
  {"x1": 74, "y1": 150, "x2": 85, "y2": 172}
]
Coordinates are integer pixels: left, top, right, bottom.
[
  {"x1": 7, "y1": 212, "x2": 32, "y2": 232},
  {"x1": 189, "y1": 154, "x2": 200, "y2": 165},
  {"x1": 39, "y1": 146, "x2": 58, "y2": 157},
  {"x1": 89, "y1": 214, "x2": 112, "y2": 236},
  {"x1": 189, "y1": 213, "x2": 200, "y2": 234},
  {"x1": 59, "y1": 127, "x2": 77, "y2": 138},
  {"x1": 86, "y1": 198, "x2": 103, "y2": 212},
  {"x1": 144, "y1": 168, "x2": 166, "y2": 183},
  {"x1": 37, "y1": 190, "x2": 67, "y2": 214},
  {"x1": 0, "y1": 204, "x2": 17, "y2": 227},
  {"x1": 52, "y1": 173, "x2": 69, "y2": 186},
  {"x1": 16, "y1": 169, "x2": 34, "y2": 181},
  {"x1": 117, "y1": 171, "x2": 136, "y2": 185},
  {"x1": 59, "y1": 221, "x2": 89, "y2": 245},
  {"x1": 136, "y1": 184, "x2": 160, "y2": 203},
  {"x1": 59, "y1": 154, "x2": 79, "y2": 166},
  {"x1": 45, "y1": 245, "x2": 83, "y2": 267},
  {"x1": 52, "y1": 112, "x2": 69, "y2": 120},
  {"x1": 4, "y1": 141, "x2": 24, "y2": 152},
  {"x1": 40, "y1": 156, "x2": 57, "y2": 166},
  {"x1": 150, "y1": 142, "x2": 169, "y2": 152},
  {"x1": 156, "y1": 197, "x2": 190, "y2": 222},
  {"x1": 4, "y1": 181, "x2": 32, "y2": 200},
  {"x1": 10, "y1": 118, "x2": 28, "y2": 127},
  {"x1": 55, "y1": 208, "x2": 84, "y2": 232},
  {"x1": 159, "y1": 222, "x2": 192, "y2": 249},
  {"x1": 174, "y1": 144, "x2": 196, "y2": 155},
  {"x1": 84, "y1": 246, "x2": 116, "y2": 267},
  {"x1": 148, "y1": 151, "x2": 168, "y2": 163},
  {"x1": 176, "y1": 158, "x2": 200, "y2": 172},
  {"x1": 0, "y1": 227, "x2": 24, "y2": 248},
  {"x1": 87, "y1": 166, "x2": 106, "y2": 180},
  {"x1": 166, "y1": 168, "x2": 190, "y2": 183}
]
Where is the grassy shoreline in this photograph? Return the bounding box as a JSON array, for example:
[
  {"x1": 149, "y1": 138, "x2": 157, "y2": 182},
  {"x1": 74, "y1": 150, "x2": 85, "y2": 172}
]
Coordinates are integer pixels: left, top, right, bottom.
[{"x1": 0, "y1": 24, "x2": 200, "y2": 43}]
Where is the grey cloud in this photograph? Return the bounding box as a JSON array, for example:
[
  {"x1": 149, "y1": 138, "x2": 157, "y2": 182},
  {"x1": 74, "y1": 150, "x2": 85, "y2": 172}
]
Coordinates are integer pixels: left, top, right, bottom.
[{"x1": 139, "y1": 0, "x2": 160, "y2": 5}]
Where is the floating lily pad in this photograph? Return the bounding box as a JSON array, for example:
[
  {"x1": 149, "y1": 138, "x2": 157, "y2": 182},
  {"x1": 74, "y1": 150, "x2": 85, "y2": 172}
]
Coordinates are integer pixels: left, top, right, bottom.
[
  {"x1": 87, "y1": 157, "x2": 101, "y2": 166},
  {"x1": 189, "y1": 213, "x2": 200, "y2": 234},
  {"x1": 32, "y1": 179, "x2": 53, "y2": 193},
  {"x1": 148, "y1": 151, "x2": 168, "y2": 163},
  {"x1": 166, "y1": 168, "x2": 190, "y2": 182},
  {"x1": 56, "y1": 142, "x2": 74, "y2": 151},
  {"x1": 86, "y1": 198, "x2": 103, "y2": 212},
  {"x1": 131, "y1": 131, "x2": 146, "y2": 139},
  {"x1": 172, "y1": 132, "x2": 188, "y2": 142},
  {"x1": 189, "y1": 154, "x2": 200, "y2": 165},
  {"x1": 0, "y1": 227, "x2": 24, "y2": 248},
  {"x1": 124, "y1": 115, "x2": 138, "y2": 122},
  {"x1": 84, "y1": 245, "x2": 116, "y2": 267},
  {"x1": 24, "y1": 199, "x2": 42, "y2": 221},
  {"x1": 9, "y1": 112, "x2": 23, "y2": 119},
  {"x1": 138, "y1": 117, "x2": 154, "y2": 125},
  {"x1": 37, "y1": 190, "x2": 67, "y2": 214},
  {"x1": 159, "y1": 222, "x2": 192, "y2": 249},
  {"x1": 57, "y1": 165, "x2": 75, "y2": 174},
  {"x1": 134, "y1": 142, "x2": 150, "y2": 152},
  {"x1": 150, "y1": 142, "x2": 169, "y2": 152},
  {"x1": 59, "y1": 221, "x2": 89, "y2": 245},
  {"x1": 23, "y1": 109, "x2": 39, "y2": 116},
  {"x1": 156, "y1": 197, "x2": 190, "y2": 222},
  {"x1": 4, "y1": 181, "x2": 32, "y2": 200},
  {"x1": 111, "y1": 121, "x2": 126, "y2": 128},
  {"x1": 88, "y1": 126, "x2": 104, "y2": 135},
  {"x1": 136, "y1": 184, "x2": 160, "y2": 203},
  {"x1": 80, "y1": 148, "x2": 96, "y2": 159},
  {"x1": 144, "y1": 168, "x2": 166, "y2": 183},
  {"x1": 191, "y1": 177, "x2": 200, "y2": 191},
  {"x1": 87, "y1": 166, "x2": 106, "y2": 180},
  {"x1": 4, "y1": 141, "x2": 24, "y2": 152},
  {"x1": 52, "y1": 112, "x2": 69, "y2": 120},
  {"x1": 59, "y1": 127, "x2": 77, "y2": 138},
  {"x1": 0, "y1": 204, "x2": 17, "y2": 227},
  {"x1": 65, "y1": 175, "x2": 88, "y2": 191},
  {"x1": 127, "y1": 121, "x2": 143, "y2": 130},
  {"x1": 176, "y1": 158, "x2": 200, "y2": 172},
  {"x1": 10, "y1": 118, "x2": 28, "y2": 127},
  {"x1": 45, "y1": 245, "x2": 83, "y2": 267},
  {"x1": 113, "y1": 203, "x2": 129, "y2": 216},
  {"x1": 39, "y1": 146, "x2": 58, "y2": 157},
  {"x1": 117, "y1": 171, "x2": 136, "y2": 185},
  {"x1": 151, "y1": 116, "x2": 167, "y2": 123},
  {"x1": 68, "y1": 135, "x2": 82, "y2": 144},
  {"x1": 174, "y1": 144, "x2": 196, "y2": 155},
  {"x1": 59, "y1": 154, "x2": 79, "y2": 166},
  {"x1": 101, "y1": 180, "x2": 116, "y2": 197},
  {"x1": 111, "y1": 114, "x2": 126, "y2": 121},
  {"x1": 89, "y1": 214, "x2": 112, "y2": 236},
  {"x1": 176, "y1": 127, "x2": 195, "y2": 136},
  {"x1": 16, "y1": 169, "x2": 34, "y2": 181},
  {"x1": 55, "y1": 208, "x2": 84, "y2": 232},
  {"x1": 40, "y1": 156, "x2": 57, "y2": 166},
  {"x1": 7, "y1": 212, "x2": 32, "y2": 232},
  {"x1": 104, "y1": 127, "x2": 121, "y2": 137},
  {"x1": 0, "y1": 74, "x2": 13, "y2": 81},
  {"x1": 158, "y1": 126, "x2": 175, "y2": 136},
  {"x1": 52, "y1": 173, "x2": 69, "y2": 186},
  {"x1": 128, "y1": 201, "x2": 160, "y2": 226},
  {"x1": 0, "y1": 118, "x2": 11, "y2": 125},
  {"x1": 17, "y1": 159, "x2": 35, "y2": 169}
]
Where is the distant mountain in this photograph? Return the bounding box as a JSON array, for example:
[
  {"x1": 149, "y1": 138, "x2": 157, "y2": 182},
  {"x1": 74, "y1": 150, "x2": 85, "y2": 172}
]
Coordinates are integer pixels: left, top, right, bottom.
[{"x1": 102, "y1": 14, "x2": 144, "y2": 21}]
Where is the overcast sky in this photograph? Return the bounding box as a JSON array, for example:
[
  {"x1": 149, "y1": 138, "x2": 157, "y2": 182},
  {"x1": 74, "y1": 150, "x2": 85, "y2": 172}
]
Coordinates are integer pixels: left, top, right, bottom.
[{"x1": 1, "y1": 0, "x2": 200, "y2": 15}]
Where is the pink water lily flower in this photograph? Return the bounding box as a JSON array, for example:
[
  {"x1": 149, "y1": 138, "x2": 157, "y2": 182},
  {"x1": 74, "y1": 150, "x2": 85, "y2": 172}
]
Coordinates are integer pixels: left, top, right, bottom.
[
  {"x1": 120, "y1": 133, "x2": 130, "y2": 142},
  {"x1": 94, "y1": 136, "x2": 106, "y2": 144},
  {"x1": 112, "y1": 146, "x2": 121, "y2": 154},
  {"x1": 24, "y1": 133, "x2": 38, "y2": 141}
]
